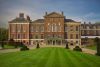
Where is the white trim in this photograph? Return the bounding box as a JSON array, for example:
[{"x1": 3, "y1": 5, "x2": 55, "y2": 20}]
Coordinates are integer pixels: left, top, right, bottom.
[
  {"x1": 81, "y1": 36, "x2": 100, "y2": 38},
  {"x1": 65, "y1": 39, "x2": 81, "y2": 40},
  {"x1": 9, "y1": 23, "x2": 29, "y2": 24},
  {"x1": 64, "y1": 22, "x2": 81, "y2": 24},
  {"x1": 14, "y1": 39, "x2": 29, "y2": 40},
  {"x1": 14, "y1": 39, "x2": 44, "y2": 40},
  {"x1": 30, "y1": 39, "x2": 44, "y2": 40}
]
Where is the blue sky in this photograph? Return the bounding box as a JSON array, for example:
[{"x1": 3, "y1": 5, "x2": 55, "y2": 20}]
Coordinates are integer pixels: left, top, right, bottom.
[{"x1": 0, "y1": 0, "x2": 100, "y2": 27}]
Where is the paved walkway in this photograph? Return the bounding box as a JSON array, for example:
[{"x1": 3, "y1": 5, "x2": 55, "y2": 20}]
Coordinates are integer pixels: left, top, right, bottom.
[
  {"x1": 82, "y1": 48, "x2": 96, "y2": 55},
  {"x1": 0, "y1": 48, "x2": 20, "y2": 53},
  {"x1": 0, "y1": 45, "x2": 97, "y2": 55}
]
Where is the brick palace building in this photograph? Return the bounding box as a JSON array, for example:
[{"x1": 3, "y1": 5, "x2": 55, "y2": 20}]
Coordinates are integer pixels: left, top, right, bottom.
[{"x1": 8, "y1": 12, "x2": 100, "y2": 46}]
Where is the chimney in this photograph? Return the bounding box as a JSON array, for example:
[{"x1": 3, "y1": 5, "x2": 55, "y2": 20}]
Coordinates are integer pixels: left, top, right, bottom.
[
  {"x1": 19, "y1": 13, "x2": 24, "y2": 18},
  {"x1": 45, "y1": 12, "x2": 47, "y2": 15},
  {"x1": 89, "y1": 22, "x2": 91, "y2": 24},
  {"x1": 27, "y1": 15, "x2": 30, "y2": 21},
  {"x1": 84, "y1": 22, "x2": 86, "y2": 24},
  {"x1": 61, "y1": 11, "x2": 63, "y2": 15}
]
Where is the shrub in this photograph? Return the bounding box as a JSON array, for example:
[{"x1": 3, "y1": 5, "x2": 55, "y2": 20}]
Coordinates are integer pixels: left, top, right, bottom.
[
  {"x1": 20, "y1": 46, "x2": 29, "y2": 51},
  {"x1": 9, "y1": 39, "x2": 14, "y2": 46},
  {"x1": 20, "y1": 42, "x2": 29, "y2": 51},
  {"x1": 14, "y1": 42, "x2": 19, "y2": 48},
  {"x1": 73, "y1": 46, "x2": 82, "y2": 52}
]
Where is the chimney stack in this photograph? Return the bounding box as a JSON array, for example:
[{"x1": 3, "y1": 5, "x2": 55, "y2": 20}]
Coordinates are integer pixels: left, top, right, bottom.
[
  {"x1": 27, "y1": 15, "x2": 30, "y2": 21},
  {"x1": 45, "y1": 12, "x2": 47, "y2": 15},
  {"x1": 89, "y1": 22, "x2": 91, "y2": 24},
  {"x1": 61, "y1": 11, "x2": 63, "y2": 15},
  {"x1": 84, "y1": 22, "x2": 86, "y2": 24},
  {"x1": 19, "y1": 13, "x2": 24, "y2": 18}
]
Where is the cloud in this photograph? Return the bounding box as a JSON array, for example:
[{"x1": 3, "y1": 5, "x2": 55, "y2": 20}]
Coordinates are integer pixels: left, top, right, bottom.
[
  {"x1": 82, "y1": 12, "x2": 100, "y2": 22},
  {"x1": 0, "y1": 0, "x2": 100, "y2": 28},
  {"x1": 0, "y1": 5, "x2": 44, "y2": 28},
  {"x1": 66, "y1": 12, "x2": 100, "y2": 23},
  {"x1": 84, "y1": 12, "x2": 95, "y2": 18}
]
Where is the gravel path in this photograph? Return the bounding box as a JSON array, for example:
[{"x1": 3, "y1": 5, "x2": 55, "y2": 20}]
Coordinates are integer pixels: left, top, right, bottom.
[
  {"x1": 0, "y1": 48, "x2": 20, "y2": 53},
  {"x1": 82, "y1": 48, "x2": 96, "y2": 55}
]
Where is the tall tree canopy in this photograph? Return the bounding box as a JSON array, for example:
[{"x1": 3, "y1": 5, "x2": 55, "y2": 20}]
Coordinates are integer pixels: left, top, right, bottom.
[{"x1": 0, "y1": 28, "x2": 8, "y2": 41}]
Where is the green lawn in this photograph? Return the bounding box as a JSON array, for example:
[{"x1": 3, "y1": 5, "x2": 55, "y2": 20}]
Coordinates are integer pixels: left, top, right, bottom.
[
  {"x1": 0, "y1": 47, "x2": 100, "y2": 67},
  {"x1": 4, "y1": 45, "x2": 15, "y2": 49}
]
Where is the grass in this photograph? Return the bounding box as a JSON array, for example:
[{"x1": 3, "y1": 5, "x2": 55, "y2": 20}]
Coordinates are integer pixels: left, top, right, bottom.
[
  {"x1": 86, "y1": 45, "x2": 96, "y2": 50},
  {"x1": 0, "y1": 47, "x2": 100, "y2": 67},
  {"x1": 4, "y1": 45, "x2": 15, "y2": 49}
]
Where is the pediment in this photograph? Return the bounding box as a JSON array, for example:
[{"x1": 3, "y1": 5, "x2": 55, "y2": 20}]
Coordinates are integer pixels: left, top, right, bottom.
[{"x1": 44, "y1": 12, "x2": 64, "y2": 17}]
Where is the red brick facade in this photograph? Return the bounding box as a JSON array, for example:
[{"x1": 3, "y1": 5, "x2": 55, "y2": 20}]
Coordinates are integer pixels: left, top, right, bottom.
[{"x1": 8, "y1": 12, "x2": 100, "y2": 46}]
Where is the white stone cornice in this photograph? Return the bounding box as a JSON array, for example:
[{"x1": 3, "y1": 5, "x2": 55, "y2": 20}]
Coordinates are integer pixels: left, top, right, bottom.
[
  {"x1": 9, "y1": 23, "x2": 30, "y2": 24},
  {"x1": 81, "y1": 36, "x2": 100, "y2": 38}
]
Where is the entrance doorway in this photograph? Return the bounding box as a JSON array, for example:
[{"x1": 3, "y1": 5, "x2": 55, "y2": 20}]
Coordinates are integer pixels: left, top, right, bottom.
[
  {"x1": 47, "y1": 40, "x2": 63, "y2": 45},
  {"x1": 53, "y1": 40, "x2": 55, "y2": 45}
]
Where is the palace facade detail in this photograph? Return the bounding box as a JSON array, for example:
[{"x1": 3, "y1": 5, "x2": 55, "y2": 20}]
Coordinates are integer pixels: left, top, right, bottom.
[{"x1": 8, "y1": 12, "x2": 100, "y2": 45}]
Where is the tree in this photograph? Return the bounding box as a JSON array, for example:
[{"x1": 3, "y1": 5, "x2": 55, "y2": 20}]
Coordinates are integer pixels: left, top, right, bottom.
[
  {"x1": 0, "y1": 28, "x2": 8, "y2": 41},
  {"x1": 0, "y1": 39, "x2": 5, "y2": 49},
  {"x1": 94, "y1": 37, "x2": 100, "y2": 56},
  {"x1": 0, "y1": 28, "x2": 8, "y2": 49},
  {"x1": 8, "y1": 39, "x2": 19, "y2": 48}
]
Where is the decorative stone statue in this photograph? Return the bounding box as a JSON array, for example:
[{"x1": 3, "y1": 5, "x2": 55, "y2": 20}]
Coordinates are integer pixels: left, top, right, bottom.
[
  {"x1": 36, "y1": 42, "x2": 40, "y2": 48},
  {"x1": 65, "y1": 41, "x2": 69, "y2": 49}
]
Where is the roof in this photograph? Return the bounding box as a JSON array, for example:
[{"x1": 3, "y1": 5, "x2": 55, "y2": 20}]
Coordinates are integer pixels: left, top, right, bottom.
[
  {"x1": 32, "y1": 19, "x2": 76, "y2": 23},
  {"x1": 32, "y1": 19, "x2": 44, "y2": 23},
  {"x1": 9, "y1": 17, "x2": 28, "y2": 23},
  {"x1": 64, "y1": 19, "x2": 75, "y2": 22}
]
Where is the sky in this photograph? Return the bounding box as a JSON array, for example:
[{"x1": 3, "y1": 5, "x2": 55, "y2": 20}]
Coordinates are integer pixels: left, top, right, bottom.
[{"x1": 0, "y1": 0, "x2": 100, "y2": 28}]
